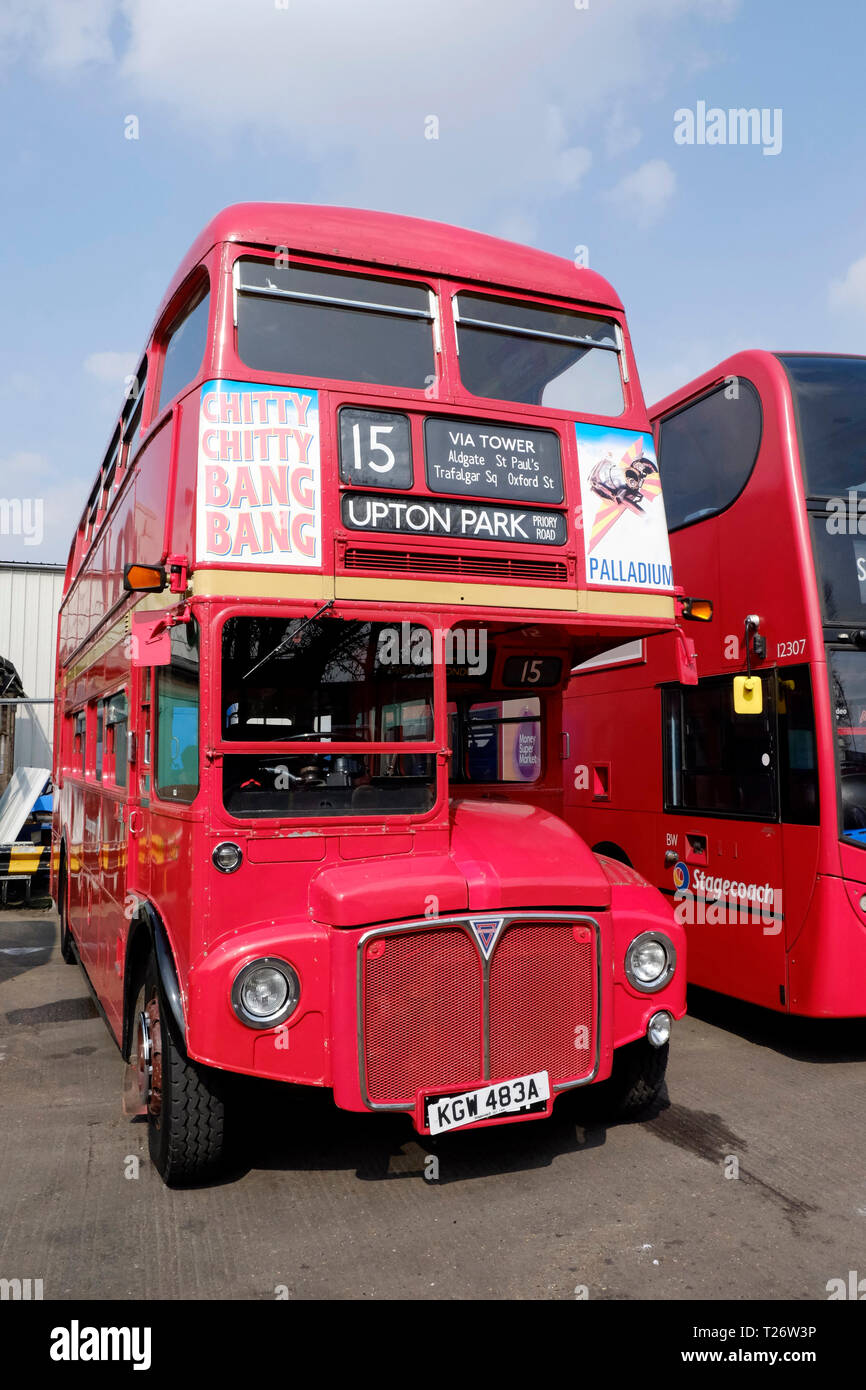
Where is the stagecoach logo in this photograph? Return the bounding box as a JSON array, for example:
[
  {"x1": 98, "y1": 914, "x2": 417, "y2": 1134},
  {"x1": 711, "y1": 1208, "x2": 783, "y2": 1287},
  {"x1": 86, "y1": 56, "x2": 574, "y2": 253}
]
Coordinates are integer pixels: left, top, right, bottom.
[
  {"x1": 575, "y1": 423, "x2": 673, "y2": 592},
  {"x1": 672, "y1": 861, "x2": 690, "y2": 891},
  {"x1": 468, "y1": 915, "x2": 505, "y2": 960}
]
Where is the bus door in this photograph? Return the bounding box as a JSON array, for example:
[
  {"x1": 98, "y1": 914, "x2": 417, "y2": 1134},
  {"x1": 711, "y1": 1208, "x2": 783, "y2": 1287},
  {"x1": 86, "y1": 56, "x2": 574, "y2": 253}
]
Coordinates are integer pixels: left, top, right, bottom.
[
  {"x1": 774, "y1": 664, "x2": 821, "y2": 959},
  {"x1": 127, "y1": 664, "x2": 153, "y2": 908},
  {"x1": 142, "y1": 623, "x2": 201, "y2": 938},
  {"x1": 84, "y1": 688, "x2": 130, "y2": 1029},
  {"x1": 77, "y1": 699, "x2": 104, "y2": 989},
  {"x1": 661, "y1": 672, "x2": 787, "y2": 1010}
]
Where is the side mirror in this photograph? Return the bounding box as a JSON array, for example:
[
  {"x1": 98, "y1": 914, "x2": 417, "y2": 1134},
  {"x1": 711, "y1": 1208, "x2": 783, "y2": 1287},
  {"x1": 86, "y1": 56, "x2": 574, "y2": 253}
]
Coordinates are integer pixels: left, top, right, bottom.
[
  {"x1": 680, "y1": 596, "x2": 713, "y2": 622},
  {"x1": 123, "y1": 563, "x2": 166, "y2": 593},
  {"x1": 733, "y1": 675, "x2": 763, "y2": 715}
]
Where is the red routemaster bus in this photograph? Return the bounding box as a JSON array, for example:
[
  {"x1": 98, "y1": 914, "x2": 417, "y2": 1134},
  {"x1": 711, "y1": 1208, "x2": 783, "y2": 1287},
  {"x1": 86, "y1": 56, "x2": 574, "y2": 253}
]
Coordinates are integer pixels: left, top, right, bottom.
[
  {"x1": 565, "y1": 349, "x2": 866, "y2": 1018},
  {"x1": 53, "y1": 203, "x2": 687, "y2": 1183}
]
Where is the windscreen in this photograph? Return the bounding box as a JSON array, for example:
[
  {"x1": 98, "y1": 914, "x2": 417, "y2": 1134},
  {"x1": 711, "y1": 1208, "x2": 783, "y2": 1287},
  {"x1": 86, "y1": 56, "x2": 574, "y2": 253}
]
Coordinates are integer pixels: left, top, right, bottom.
[
  {"x1": 235, "y1": 258, "x2": 435, "y2": 390},
  {"x1": 808, "y1": 521, "x2": 866, "y2": 623},
  {"x1": 780, "y1": 355, "x2": 866, "y2": 497},
  {"x1": 829, "y1": 650, "x2": 866, "y2": 845},
  {"x1": 781, "y1": 356, "x2": 866, "y2": 624},
  {"x1": 454, "y1": 293, "x2": 624, "y2": 415},
  {"x1": 221, "y1": 616, "x2": 435, "y2": 818}
]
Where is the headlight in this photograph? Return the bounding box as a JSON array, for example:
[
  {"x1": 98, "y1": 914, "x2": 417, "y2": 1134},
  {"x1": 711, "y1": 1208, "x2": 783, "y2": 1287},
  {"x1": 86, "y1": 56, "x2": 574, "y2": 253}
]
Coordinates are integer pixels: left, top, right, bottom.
[
  {"x1": 231, "y1": 957, "x2": 300, "y2": 1029},
  {"x1": 213, "y1": 842, "x2": 243, "y2": 873},
  {"x1": 647, "y1": 1010, "x2": 672, "y2": 1047},
  {"x1": 625, "y1": 932, "x2": 676, "y2": 992}
]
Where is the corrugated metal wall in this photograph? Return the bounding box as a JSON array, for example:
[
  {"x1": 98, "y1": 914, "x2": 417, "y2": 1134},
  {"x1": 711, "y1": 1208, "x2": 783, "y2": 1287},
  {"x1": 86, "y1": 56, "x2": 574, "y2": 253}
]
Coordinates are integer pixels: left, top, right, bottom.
[{"x1": 0, "y1": 563, "x2": 64, "y2": 774}]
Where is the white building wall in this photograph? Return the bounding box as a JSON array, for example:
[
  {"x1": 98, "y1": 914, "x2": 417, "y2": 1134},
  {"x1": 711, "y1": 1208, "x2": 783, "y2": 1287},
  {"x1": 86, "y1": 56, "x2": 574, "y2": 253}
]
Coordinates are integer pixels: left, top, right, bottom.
[{"x1": 0, "y1": 562, "x2": 64, "y2": 772}]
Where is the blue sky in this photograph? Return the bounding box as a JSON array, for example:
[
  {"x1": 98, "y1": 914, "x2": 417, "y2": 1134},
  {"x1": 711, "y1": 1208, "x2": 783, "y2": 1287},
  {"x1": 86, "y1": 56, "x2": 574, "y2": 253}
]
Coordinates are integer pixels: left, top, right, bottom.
[{"x1": 2, "y1": 0, "x2": 865, "y2": 562}]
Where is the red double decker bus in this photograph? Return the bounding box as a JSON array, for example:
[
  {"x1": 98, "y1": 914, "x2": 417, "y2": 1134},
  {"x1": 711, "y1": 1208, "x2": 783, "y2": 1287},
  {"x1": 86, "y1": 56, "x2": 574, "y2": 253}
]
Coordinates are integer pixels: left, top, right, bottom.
[
  {"x1": 565, "y1": 349, "x2": 866, "y2": 1018},
  {"x1": 53, "y1": 204, "x2": 687, "y2": 1183}
]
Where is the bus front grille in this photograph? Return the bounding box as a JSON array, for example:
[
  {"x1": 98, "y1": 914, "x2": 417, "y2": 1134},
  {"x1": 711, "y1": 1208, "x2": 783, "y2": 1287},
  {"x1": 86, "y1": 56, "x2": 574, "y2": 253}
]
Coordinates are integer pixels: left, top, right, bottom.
[
  {"x1": 362, "y1": 927, "x2": 483, "y2": 1105},
  {"x1": 488, "y1": 922, "x2": 595, "y2": 1082},
  {"x1": 360, "y1": 916, "x2": 598, "y2": 1108}
]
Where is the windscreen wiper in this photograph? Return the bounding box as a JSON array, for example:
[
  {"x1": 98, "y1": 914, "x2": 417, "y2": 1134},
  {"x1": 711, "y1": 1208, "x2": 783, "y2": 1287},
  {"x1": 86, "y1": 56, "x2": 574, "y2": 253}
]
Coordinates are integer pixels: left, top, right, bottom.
[{"x1": 242, "y1": 599, "x2": 334, "y2": 681}]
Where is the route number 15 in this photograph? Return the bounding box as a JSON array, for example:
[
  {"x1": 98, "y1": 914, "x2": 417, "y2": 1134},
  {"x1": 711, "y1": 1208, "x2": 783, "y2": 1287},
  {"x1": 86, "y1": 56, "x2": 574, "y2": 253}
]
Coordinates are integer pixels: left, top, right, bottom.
[{"x1": 339, "y1": 407, "x2": 413, "y2": 489}]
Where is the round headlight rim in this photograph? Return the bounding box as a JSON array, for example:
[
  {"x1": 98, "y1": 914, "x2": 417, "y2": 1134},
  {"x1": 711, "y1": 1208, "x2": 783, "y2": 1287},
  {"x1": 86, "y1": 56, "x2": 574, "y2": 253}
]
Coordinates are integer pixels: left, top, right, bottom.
[
  {"x1": 213, "y1": 841, "x2": 243, "y2": 874},
  {"x1": 625, "y1": 930, "x2": 676, "y2": 993},
  {"x1": 230, "y1": 956, "x2": 300, "y2": 1030},
  {"x1": 647, "y1": 1009, "x2": 673, "y2": 1048}
]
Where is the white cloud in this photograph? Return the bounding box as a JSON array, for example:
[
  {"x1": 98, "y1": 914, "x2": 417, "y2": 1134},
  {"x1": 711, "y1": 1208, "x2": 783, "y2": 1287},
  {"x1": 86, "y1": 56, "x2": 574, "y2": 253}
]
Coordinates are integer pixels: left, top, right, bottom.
[
  {"x1": 492, "y1": 212, "x2": 539, "y2": 247},
  {"x1": 0, "y1": 0, "x2": 739, "y2": 224},
  {"x1": 604, "y1": 159, "x2": 677, "y2": 226},
  {"x1": 0, "y1": 0, "x2": 115, "y2": 70},
  {"x1": 605, "y1": 104, "x2": 643, "y2": 159},
  {"x1": 84, "y1": 350, "x2": 137, "y2": 385},
  {"x1": 555, "y1": 145, "x2": 593, "y2": 190},
  {"x1": 0, "y1": 452, "x2": 90, "y2": 561},
  {"x1": 829, "y1": 254, "x2": 866, "y2": 316},
  {"x1": 0, "y1": 372, "x2": 41, "y2": 401}
]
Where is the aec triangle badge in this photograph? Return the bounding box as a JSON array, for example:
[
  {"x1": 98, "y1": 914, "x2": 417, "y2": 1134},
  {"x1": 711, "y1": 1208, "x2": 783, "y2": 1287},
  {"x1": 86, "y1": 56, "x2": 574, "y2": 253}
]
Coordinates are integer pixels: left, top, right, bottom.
[{"x1": 468, "y1": 916, "x2": 505, "y2": 960}]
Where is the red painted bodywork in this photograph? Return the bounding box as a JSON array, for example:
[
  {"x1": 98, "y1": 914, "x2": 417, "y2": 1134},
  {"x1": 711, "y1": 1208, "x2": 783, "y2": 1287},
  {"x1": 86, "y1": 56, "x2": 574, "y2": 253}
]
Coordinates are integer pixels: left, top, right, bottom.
[
  {"x1": 52, "y1": 205, "x2": 685, "y2": 1130},
  {"x1": 565, "y1": 348, "x2": 866, "y2": 1017}
]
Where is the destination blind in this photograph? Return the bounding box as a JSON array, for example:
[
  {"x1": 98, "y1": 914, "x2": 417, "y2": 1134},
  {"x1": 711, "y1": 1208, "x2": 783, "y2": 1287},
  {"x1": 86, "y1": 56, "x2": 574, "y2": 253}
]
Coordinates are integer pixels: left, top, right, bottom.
[
  {"x1": 424, "y1": 417, "x2": 563, "y2": 504},
  {"x1": 340, "y1": 493, "x2": 567, "y2": 545}
]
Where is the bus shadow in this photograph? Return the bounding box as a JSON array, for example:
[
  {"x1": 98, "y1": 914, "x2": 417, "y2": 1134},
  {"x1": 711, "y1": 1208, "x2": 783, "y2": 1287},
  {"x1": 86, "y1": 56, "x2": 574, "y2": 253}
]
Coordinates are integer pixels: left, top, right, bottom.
[
  {"x1": 0, "y1": 913, "x2": 57, "y2": 985},
  {"x1": 687, "y1": 985, "x2": 866, "y2": 1063},
  {"x1": 221, "y1": 1078, "x2": 648, "y2": 1187}
]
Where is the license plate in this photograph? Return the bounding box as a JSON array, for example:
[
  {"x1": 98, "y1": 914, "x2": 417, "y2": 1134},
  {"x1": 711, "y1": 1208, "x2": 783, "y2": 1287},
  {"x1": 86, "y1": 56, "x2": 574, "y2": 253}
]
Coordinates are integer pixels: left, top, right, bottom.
[{"x1": 424, "y1": 1070, "x2": 550, "y2": 1135}]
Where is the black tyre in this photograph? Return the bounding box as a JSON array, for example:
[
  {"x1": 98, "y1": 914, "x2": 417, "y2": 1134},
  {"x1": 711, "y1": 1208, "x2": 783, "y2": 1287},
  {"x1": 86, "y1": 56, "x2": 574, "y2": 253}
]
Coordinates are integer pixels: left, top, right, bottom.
[
  {"x1": 138, "y1": 952, "x2": 229, "y2": 1186},
  {"x1": 605, "y1": 1038, "x2": 668, "y2": 1118},
  {"x1": 58, "y1": 859, "x2": 77, "y2": 965}
]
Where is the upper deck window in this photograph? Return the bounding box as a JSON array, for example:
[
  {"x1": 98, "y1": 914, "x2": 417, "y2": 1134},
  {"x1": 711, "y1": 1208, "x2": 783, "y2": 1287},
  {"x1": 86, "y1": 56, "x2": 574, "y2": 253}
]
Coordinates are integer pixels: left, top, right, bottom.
[
  {"x1": 234, "y1": 258, "x2": 436, "y2": 390},
  {"x1": 779, "y1": 354, "x2": 866, "y2": 499},
  {"x1": 122, "y1": 357, "x2": 147, "y2": 465},
  {"x1": 657, "y1": 380, "x2": 762, "y2": 531},
  {"x1": 158, "y1": 286, "x2": 210, "y2": 412},
  {"x1": 453, "y1": 292, "x2": 625, "y2": 416}
]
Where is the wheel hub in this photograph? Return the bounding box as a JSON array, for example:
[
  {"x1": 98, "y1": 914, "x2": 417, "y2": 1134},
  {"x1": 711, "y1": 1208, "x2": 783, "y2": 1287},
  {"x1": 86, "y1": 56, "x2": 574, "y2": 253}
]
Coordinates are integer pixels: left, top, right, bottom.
[{"x1": 121, "y1": 993, "x2": 163, "y2": 1118}]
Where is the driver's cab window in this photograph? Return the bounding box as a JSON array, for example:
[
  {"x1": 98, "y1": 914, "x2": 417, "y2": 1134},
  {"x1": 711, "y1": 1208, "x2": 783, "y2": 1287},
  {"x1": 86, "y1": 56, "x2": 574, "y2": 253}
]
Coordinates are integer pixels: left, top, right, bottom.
[{"x1": 219, "y1": 616, "x2": 435, "y2": 818}]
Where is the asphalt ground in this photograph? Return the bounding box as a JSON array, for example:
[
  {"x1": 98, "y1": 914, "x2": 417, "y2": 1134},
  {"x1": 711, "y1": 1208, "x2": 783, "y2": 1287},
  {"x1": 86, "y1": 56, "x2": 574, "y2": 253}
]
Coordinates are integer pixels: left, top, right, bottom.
[{"x1": 1, "y1": 904, "x2": 864, "y2": 1302}]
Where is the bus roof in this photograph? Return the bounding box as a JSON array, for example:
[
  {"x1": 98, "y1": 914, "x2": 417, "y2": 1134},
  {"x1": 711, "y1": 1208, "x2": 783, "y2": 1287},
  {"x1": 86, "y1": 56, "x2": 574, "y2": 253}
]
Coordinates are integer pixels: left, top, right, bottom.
[
  {"x1": 650, "y1": 348, "x2": 866, "y2": 422},
  {"x1": 649, "y1": 349, "x2": 781, "y2": 421},
  {"x1": 151, "y1": 202, "x2": 623, "y2": 333}
]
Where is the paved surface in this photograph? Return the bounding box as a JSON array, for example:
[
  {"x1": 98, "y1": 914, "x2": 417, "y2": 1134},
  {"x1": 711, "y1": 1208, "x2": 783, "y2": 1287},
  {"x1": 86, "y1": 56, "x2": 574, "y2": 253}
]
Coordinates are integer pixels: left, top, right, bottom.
[{"x1": 1, "y1": 904, "x2": 864, "y2": 1301}]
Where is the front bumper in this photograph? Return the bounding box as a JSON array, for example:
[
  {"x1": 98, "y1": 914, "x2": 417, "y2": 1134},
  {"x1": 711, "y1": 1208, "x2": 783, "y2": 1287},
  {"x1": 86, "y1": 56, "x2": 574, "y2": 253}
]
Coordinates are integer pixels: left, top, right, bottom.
[{"x1": 185, "y1": 901, "x2": 685, "y2": 1128}]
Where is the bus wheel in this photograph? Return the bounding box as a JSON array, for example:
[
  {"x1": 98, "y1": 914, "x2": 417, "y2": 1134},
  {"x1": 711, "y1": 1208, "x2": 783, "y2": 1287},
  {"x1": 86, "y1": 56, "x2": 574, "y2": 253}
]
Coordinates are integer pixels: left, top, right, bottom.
[
  {"x1": 132, "y1": 952, "x2": 229, "y2": 1186},
  {"x1": 58, "y1": 862, "x2": 76, "y2": 965},
  {"x1": 605, "y1": 1038, "x2": 668, "y2": 1118}
]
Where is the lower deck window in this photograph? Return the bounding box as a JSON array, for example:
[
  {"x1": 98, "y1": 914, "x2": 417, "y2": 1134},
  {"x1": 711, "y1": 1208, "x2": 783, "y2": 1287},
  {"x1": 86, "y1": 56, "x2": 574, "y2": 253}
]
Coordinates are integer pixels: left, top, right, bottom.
[
  {"x1": 663, "y1": 677, "x2": 776, "y2": 819},
  {"x1": 663, "y1": 667, "x2": 818, "y2": 825},
  {"x1": 450, "y1": 696, "x2": 543, "y2": 783}
]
